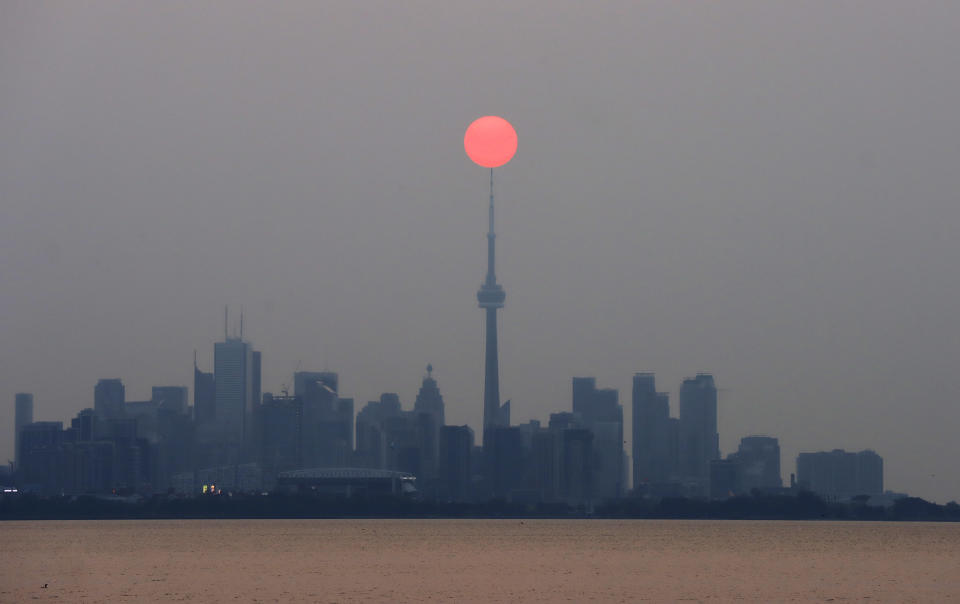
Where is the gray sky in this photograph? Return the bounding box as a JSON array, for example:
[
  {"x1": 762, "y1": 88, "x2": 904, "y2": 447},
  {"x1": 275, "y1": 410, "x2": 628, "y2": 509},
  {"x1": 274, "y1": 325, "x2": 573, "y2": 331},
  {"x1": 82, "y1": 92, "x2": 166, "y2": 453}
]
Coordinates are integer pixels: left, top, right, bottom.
[{"x1": 2, "y1": 1, "x2": 959, "y2": 502}]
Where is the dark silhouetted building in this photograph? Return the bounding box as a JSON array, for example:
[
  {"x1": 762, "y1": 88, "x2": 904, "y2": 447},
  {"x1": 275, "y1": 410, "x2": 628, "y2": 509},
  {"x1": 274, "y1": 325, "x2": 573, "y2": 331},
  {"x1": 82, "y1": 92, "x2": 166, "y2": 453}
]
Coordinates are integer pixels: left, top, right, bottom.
[
  {"x1": 14, "y1": 393, "x2": 34, "y2": 472},
  {"x1": 679, "y1": 374, "x2": 719, "y2": 495},
  {"x1": 356, "y1": 393, "x2": 402, "y2": 469},
  {"x1": 18, "y1": 421, "x2": 64, "y2": 494},
  {"x1": 156, "y1": 401, "x2": 194, "y2": 491},
  {"x1": 381, "y1": 409, "x2": 436, "y2": 481},
  {"x1": 298, "y1": 372, "x2": 353, "y2": 468},
  {"x1": 294, "y1": 371, "x2": 338, "y2": 399},
  {"x1": 855, "y1": 450, "x2": 884, "y2": 496},
  {"x1": 258, "y1": 393, "x2": 302, "y2": 483},
  {"x1": 356, "y1": 391, "x2": 436, "y2": 483},
  {"x1": 730, "y1": 436, "x2": 781, "y2": 493},
  {"x1": 63, "y1": 440, "x2": 116, "y2": 494},
  {"x1": 528, "y1": 427, "x2": 562, "y2": 502},
  {"x1": 94, "y1": 379, "x2": 126, "y2": 421},
  {"x1": 438, "y1": 425, "x2": 474, "y2": 501},
  {"x1": 561, "y1": 427, "x2": 593, "y2": 505},
  {"x1": 632, "y1": 373, "x2": 677, "y2": 488},
  {"x1": 572, "y1": 377, "x2": 624, "y2": 500},
  {"x1": 483, "y1": 425, "x2": 524, "y2": 499},
  {"x1": 213, "y1": 336, "x2": 259, "y2": 462},
  {"x1": 414, "y1": 364, "x2": 445, "y2": 428},
  {"x1": 152, "y1": 386, "x2": 188, "y2": 416},
  {"x1": 71, "y1": 408, "x2": 97, "y2": 442},
  {"x1": 413, "y1": 364, "x2": 446, "y2": 485},
  {"x1": 710, "y1": 459, "x2": 740, "y2": 499},
  {"x1": 194, "y1": 362, "x2": 215, "y2": 424},
  {"x1": 61, "y1": 411, "x2": 115, "y2": 495},
  {"x1": 797, "y1": 449, "x2": 883, "y2": 500}
]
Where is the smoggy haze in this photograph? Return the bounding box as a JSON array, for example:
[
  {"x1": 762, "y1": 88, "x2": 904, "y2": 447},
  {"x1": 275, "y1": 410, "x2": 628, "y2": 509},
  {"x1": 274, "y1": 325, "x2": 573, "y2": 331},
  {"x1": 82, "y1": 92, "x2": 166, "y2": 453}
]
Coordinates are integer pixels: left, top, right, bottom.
[{"x1": 2, "y1": 2, "x2": 959, "y2": 501}]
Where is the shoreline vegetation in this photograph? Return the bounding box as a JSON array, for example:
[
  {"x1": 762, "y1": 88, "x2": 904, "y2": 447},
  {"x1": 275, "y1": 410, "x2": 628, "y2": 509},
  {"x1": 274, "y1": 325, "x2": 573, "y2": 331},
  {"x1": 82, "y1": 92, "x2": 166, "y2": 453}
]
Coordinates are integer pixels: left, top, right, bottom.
[{"x1": 2, "y1": 491, "x2": 958, "y2": 521}]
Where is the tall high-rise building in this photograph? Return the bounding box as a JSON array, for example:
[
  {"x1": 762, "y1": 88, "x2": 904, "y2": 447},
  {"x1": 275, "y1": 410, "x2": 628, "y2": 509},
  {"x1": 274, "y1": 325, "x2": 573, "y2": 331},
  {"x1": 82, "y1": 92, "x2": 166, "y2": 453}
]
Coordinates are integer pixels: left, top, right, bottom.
[
  {"x1": 632, "y1": 373, "x2": 675, "y2": 488},
  {"x1": 561, "y1": 428, "x2": 594, "y2": 505},
  {"x1": 413, "y1": 364, "x2": 445, "y2": 427},
  {"x1": 477, "y1": 170, "x2": 509, "y2": 443},
  {"x1": 94, "y1": 379, "x2": 125, "y2": 421},
  {"x1": 71, "y1": 408, "x2": 97, "y2": 442},
  {"x1": 294, "y1": 371, "x2": 338, "y2": 398},
  {"x1": 213, "y1": 336, "x2": 259, "y2": 458},
  {"x1": 14, "y1": 393, "x2": 34, "y2": 471},
  {"x1": 413, "y1": 364, "x2": 445, "y2": 485},
  {"x1": 297, "y1": 371, "x2": 352, "y2": 468},
  {"x1": 251, "y1": 351, "x2": 262, "y2": 414},
  {"x1": 18, "y1": 421, "x2": 64, "y2": 494},
  {"x1": 355, "y1": 393, "x2": 402, "y2": 469},
  {"x1": 194, "y1": 357, "x2": 215, "y2": 424},
  {"x1": 438, "y1": 425, "x2": 474, "y2": 502},
  {"x1": 258, "y1": 393, "x2": 303, "y2": 477},
  {"x1": 483, "y1": 425, "x2": 524, "y2": 499},
  {"x1": 571, "y1": 377, "x2": 624, "y2": 499},
  {"x1": 679, "y1": 373, "x2": 719, "y2": 495}
]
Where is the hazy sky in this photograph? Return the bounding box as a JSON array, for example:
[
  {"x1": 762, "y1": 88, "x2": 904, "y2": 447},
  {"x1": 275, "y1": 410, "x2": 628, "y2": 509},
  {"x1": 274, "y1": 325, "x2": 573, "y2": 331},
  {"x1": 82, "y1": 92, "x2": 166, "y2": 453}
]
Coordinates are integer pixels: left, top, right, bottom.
[{"x1": 2, "y1": 2, "x2": 959, "y2": 502}]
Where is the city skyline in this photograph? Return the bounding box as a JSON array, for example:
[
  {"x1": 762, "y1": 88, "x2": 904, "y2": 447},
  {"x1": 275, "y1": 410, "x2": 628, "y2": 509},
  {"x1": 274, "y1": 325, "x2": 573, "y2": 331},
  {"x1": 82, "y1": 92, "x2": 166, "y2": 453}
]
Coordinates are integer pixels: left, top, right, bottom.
[
  {"x1": 7, "y1": 326, "x2": 888, "y2": 504},
  {"x1": 3, "y1": 2, "x2": 960, "y2": 503}
]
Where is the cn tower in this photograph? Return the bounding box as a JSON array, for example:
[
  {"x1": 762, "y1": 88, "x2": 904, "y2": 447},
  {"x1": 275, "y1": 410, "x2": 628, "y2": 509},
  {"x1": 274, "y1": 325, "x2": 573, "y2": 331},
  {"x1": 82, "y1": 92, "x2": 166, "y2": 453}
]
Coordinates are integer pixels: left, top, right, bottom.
[
  {"x1": 477, "y1": 167, "x2": 508, "y2": 436},
  {"x1": 464, "y1": 116, "x2": 517, "y2": 444}
]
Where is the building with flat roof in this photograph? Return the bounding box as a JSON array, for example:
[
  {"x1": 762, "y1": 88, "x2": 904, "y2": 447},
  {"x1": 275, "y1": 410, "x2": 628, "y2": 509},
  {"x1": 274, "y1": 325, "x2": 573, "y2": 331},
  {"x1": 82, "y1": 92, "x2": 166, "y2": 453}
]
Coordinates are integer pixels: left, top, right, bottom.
[
  {"x1": 730, "y1": 436, "x2": 782, "y2": 493},
  {"x1": 679, "y1": 374, "x2": 719, "y2": 496},
  {"x1": 796, "y1": 449, "x2": 883, "y2": 500},
  {"x1": 14, "y1": 393, "x2": 33, "y2": 471}
]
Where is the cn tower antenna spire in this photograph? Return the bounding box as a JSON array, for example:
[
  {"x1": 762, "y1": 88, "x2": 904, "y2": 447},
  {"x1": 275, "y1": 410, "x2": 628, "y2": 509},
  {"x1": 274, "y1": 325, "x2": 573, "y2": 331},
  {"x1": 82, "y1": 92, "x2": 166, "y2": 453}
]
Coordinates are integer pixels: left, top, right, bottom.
[{"x1": 487, "y1": 167, "x2": 496, "y2": 286}]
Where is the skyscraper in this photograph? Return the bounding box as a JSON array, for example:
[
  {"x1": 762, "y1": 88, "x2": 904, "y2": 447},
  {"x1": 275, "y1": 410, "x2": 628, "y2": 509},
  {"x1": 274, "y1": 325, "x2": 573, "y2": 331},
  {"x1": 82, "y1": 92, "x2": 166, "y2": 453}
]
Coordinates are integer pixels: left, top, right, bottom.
[
  {"x1": 194, "y1": 357, "x2": 215, "y2": 424},
  {"x1": 94, "y1": 379, "x2": 125, "y2": 421},
  {"x1": 413, "y1": 364, "x2": 445, "y2": 427},
  {"x1": 296, "y1": 371, "x2": 352, "y2": 468},
  {"x1": 18, "y1": 421, "x2": 64, "y2": 494},
  {"x1": 413, "y1": 364, "x2": 446, "y2": 485},
  {"x1": 14, "y1": 393, "x2": 34, "y2": 471},
  {"x1": 294, "y1": 371, "x2": 338, "y2": 398},
  {"x1": 478, "y1": 170, "x2": 509, "y2": 443},
  {"x1": 355, "y1": 393, "x2": 402, "y2": 469},
  {"x1": 632, "y1": 373, "x2": 674, "y2": 487},
  {"x1": 679, "y1": 373, "x2": 719, "y2": 495},
  {"x1": 438, "y1": 425, "x2": 474, "y2": 501},
  {"x1": 213, "y1": 336, "x2": 259, "y2": 460},
  {"x1": 571, "y1": 377, "x2": 624, "y2": 499}
]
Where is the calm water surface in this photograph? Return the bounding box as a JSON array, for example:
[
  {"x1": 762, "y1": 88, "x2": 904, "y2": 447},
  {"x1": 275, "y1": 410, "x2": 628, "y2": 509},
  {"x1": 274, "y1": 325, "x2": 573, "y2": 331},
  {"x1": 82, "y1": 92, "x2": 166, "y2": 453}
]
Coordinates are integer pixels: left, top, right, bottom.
[{"x1": 1, "y1": 519, "x2": 958, "y2": 602}]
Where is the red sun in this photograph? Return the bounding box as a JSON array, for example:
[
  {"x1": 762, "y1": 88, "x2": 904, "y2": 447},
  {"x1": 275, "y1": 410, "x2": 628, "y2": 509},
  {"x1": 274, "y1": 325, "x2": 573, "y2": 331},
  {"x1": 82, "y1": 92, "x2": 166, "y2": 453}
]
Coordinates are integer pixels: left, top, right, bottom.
[{"x1": 464, "y1": 116, "x2": 517, "y2": 168}]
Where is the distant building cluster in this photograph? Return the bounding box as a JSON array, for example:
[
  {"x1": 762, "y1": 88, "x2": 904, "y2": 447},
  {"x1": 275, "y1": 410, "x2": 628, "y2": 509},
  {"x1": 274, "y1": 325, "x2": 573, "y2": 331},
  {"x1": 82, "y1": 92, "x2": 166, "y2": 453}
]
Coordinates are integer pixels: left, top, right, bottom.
[
  {"x1": 8, "y1": 348, "x2": 884, "y2": 504},
  {"x1": 6, "y1": 179, "x2": 887, "y2": 505}
]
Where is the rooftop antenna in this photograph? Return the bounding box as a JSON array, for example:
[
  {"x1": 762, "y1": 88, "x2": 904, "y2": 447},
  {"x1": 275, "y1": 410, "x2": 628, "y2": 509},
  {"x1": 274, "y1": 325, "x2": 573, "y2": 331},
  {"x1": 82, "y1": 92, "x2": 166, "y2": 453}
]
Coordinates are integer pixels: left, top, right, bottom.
[
  {"x1": 240, "y1": 306, "x2": 244, "y2": 340},
  {"x1": 193, "y1": 349, "x2": 197, "y2": 369},
  {"x1": 224, "y1": 305, "x2": 228, "y2": 340}
]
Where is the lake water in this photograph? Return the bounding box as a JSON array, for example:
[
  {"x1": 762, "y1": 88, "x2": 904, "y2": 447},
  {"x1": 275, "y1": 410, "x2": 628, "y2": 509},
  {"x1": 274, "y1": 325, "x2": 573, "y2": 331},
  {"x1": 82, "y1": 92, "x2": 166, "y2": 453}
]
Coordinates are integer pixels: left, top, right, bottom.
[{"x1": 1, "y1": 519, "x2": 958, "y2": 602}]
